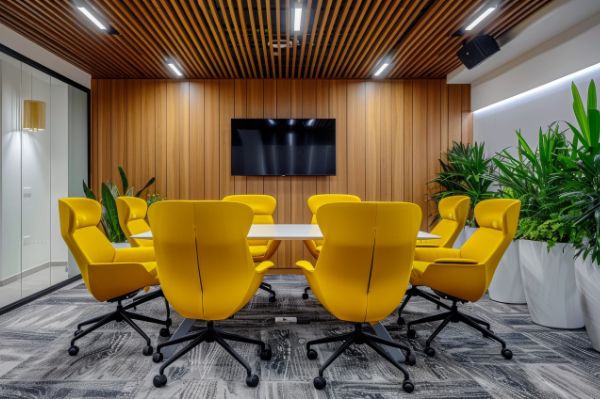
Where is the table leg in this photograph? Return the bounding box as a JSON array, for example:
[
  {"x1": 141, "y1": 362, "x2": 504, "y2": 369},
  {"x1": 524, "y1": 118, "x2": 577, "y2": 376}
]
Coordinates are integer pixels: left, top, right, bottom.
[
  {"x1": 161, "y1": 318, "x2": 195, "y2": 359},
  {"x1": 368, "y1": 322, "x2": 406, "y2": 363}
]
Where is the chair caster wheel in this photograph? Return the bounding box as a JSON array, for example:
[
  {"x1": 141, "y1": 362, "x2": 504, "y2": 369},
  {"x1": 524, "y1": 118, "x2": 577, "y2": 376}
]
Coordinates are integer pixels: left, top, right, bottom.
[
  {"x1": 246, "y1": 374, "x2": 259, "y2": 387},
  {"x1": 397, "y1": 316, "x2": 405, "y2": 326},
  {"x1": 407, "y1": 329, "x2": 416, "y2": 339},
  {"x1": 424, "y1": 347, "x2": 436, "y2": 357},
  {"x1": 268, "y1": 295, "x2": 276, "y2": 303},
  {"x1": 313, "y1": 376, "x2": 327, "y2": 390},
  {"x1": 260, "y1": 346, "x2": 272, "y2": 360},
  {"x1": 74, "y1": 329, "x2": 82, "y2": 337},
  {"x1": 302, "y1": 293, "x2": 309, "y2": 300},
  {"x1": 153, "y1": 374, "x2": 167, "y2": 387},
  {"x1": 153, "y1": 352, "x2": 163, "y2": 363},
  {"x1": 68, "y1": 345, "x2": 79, "y2": 356},
  {"x1": 159, "y1": 328, "x2": 171, "y2": 337},
  {"x1": 501, "y1": 348, "x2": 513, "y2": 360},
  {"x1": 405, "y1": 352, "x2": 416, "y2": 366},
  {"x1": 142, "y1": 345, "x2": 154, "y2": 356},
  {"x1": 403, "y1": 380, "x2": 415, "y2": 393},
  {"x1": 307, "y1": 349, "x2": 318, "y2": 360}
]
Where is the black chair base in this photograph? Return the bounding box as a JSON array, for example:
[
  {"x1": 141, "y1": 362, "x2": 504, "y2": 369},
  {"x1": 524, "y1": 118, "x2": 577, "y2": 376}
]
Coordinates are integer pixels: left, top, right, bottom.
[
  {"x1": 260, "y1": 282, "x2": 276, "y2": 302},
  {"x1": 69, "y1": 288, "x2": 172, "y2": 357},
  {"x1": 397, "y1": 286, "x2": 447, "y2": 325},
  {"x1": 406, "y1": 297, "x2": 512, "y2": 360},
  {"x1": 152, "y1": 320, "x2": 272, "y2": 388},
  {"x1": 306, "y1": 323, "x2": 415, "y2": 392}
]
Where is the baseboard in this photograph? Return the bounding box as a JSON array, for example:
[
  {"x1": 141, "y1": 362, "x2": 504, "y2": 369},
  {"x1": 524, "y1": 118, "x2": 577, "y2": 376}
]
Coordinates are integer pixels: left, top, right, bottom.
[
  {"x1": 0, "y1": 274, "x2": 82, "y2": 316},
  {"x1": 0, "y1": 261, "x2": 68, "y2": 287}
]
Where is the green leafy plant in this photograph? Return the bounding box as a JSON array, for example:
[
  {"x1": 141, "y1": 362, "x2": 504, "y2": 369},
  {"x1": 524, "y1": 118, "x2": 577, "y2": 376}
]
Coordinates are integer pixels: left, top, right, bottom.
[
  {"x1": 83, "y1": 166, "x2": 158, "y2": 243},
  {"x1": 491, "y1": 123, "x2": 580, "y2": 248},
  {"x1": 432, "y1": 141, "x2": 496, "y2": 226},
  {"x1": 562, "y1": 80, "x2": 600, "y2": 263}
]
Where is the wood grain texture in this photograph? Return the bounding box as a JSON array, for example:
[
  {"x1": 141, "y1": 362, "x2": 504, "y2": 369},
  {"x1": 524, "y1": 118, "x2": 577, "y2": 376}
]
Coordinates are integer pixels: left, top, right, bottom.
[
  {"x1": 91, "y1": 79, "x2": 471, "y2": 271},
  {"x1": 0, "y1": 0, "x2": 551, "y2": 79}
]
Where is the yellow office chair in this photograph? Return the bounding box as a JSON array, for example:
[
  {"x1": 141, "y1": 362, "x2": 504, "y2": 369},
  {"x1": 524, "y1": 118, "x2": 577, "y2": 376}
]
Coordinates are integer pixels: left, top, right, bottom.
[
  {"x1": 297, "y1": 202, "x2": 421, "y2": 392},
  {"x1": 397, "y1": 195, "x2": 470, "y2": 325},
  {"x1": 405, "y1": 199, "x2": 521, "y2": 359},
  {"x1": 301, "y1": 194, "x2": 361, "y2": 299},
  {"x1": 58, "y1": 198, "x2": 171, "y2": 357},
  {"x1": 148, "y1": 201, "x2": 275, "y2": 388},
  {"x1": 223, "y1": 194, "x2": 281, "y2": 302},
  {"x1": 116, "y1": 196, "x2": 153, "y2": 247}
]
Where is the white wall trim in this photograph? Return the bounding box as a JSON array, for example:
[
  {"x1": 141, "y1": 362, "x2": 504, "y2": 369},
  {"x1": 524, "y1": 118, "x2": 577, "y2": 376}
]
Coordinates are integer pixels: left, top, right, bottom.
[{"x1": 0, "y1": 22, "x2": 91, "y2": 89}]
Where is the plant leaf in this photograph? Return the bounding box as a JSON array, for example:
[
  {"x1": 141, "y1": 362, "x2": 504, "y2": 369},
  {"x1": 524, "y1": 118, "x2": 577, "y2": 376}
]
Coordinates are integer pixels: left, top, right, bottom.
[
  {"x1": 82, "y1": 181, "x2": 96, "y2": 200},
  {"x1": 135, "y1": 177, "x2": 156, "y2": 197},
  {"x1": 118, "y1": 166, "x2": 129, "y2": 195}
]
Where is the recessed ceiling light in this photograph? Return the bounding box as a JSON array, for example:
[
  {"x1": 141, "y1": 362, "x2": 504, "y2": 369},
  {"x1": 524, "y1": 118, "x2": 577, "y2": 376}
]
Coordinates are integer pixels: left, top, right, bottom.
[
  {"x1": 293, "y1": 7, "x2": 303, "y2": 32},
  {"x1": 465, "y1": 6, "x2": 496, "y2": 31},
  {"x1": 77, "y1": 6, "x2": 107, "y2": 30},
  {"x1": 167, "y1": 62, "x2": 183, "y2": 77},
  {"x1": 374, "y1": 62, "x2": 390, "y2": 77}
]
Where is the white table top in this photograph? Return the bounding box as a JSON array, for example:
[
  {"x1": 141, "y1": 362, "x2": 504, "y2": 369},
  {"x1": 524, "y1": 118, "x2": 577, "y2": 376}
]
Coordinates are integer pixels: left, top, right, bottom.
[{"x1": 131, "y1": 224, "x2": 440, "y2": 241}]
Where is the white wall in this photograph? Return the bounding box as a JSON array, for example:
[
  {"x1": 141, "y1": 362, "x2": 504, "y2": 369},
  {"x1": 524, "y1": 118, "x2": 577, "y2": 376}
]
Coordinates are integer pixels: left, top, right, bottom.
[
  {"x1": 0, "y1": 52, "x2": 22, "y2": 281},
  {"x1": 0, "y1": 22, "x2": 90, "y2": 89},
  {"x1": 472, "y1": 13, "x2": 600, "y2": 156}
]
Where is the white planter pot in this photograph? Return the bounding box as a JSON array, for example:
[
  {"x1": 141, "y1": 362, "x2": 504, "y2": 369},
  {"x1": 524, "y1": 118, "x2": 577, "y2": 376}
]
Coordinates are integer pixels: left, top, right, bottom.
[
  {"x1": 453, "y1": 226, "x2": 477, "y2": 249},
  {"x1": 519, "y1": 240, "x2": 584, "y2": 329},
  {"x1": 575, "y1": 256, "x2": 600, "y2": 351},
  {"x1": 488, "y1": 240, "x2": 526, "y2": 304},
  {"x1": 112, "y1": 242, "x2": 131, "y2": 249}
]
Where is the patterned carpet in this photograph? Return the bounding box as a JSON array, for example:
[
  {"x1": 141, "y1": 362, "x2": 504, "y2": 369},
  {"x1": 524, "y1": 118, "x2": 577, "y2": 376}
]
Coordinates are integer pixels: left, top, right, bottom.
[{"x1": 1, "y1": 275, "x2": 600, "y2": 398}]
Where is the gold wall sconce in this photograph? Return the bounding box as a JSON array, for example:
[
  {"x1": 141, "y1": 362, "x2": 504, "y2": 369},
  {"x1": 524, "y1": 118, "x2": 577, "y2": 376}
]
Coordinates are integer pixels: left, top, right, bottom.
[{"x1": 23, "y1": 100, "x2": 46, "y2": 132}]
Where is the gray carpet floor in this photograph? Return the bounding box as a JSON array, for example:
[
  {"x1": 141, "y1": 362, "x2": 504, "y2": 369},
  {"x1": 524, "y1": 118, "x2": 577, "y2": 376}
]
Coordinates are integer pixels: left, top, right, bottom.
[{"x1": 1, "y1": 275, "x2": 600, "y2": 398}]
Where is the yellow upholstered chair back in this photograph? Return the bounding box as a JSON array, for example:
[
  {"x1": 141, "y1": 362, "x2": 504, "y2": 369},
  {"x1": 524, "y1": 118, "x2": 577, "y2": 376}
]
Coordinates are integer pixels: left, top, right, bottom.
[
  {"x1": 116, "y1": 196, "x2": 153, "y2": 247},
  {"x1": 58, "y1": 198, "x2": 116, "y2": 294},
  {"x1": 313, "y1": 202, "x2": 421, "y2": 323},
  {"x1": 148, "y1": 201, "x2": 260, "y2": 320},
  {"x1": 461, "y1": 199, "x2": 521, "y2": 287},
  {"x1": 305, "y1": 194, "x2": 361, "y2": 257},
  {"x1": 426, "y1": 196, "x2": 470, "y2": 247},
  {"x1": 222, "y1": 195, "x2": 276, "y2": 246}
]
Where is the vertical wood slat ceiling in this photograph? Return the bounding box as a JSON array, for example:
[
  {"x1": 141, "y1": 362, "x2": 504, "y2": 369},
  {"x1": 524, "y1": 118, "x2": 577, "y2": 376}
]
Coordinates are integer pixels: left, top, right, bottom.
[{"x1": 0, "y1": 0, "x2": 550, "y2": 79}]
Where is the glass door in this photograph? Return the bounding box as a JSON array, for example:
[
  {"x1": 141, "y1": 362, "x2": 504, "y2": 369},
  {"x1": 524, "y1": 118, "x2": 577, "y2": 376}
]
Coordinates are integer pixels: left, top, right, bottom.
[{"x1": 0, "y1": 49, "x2": 88, "y2": 309}]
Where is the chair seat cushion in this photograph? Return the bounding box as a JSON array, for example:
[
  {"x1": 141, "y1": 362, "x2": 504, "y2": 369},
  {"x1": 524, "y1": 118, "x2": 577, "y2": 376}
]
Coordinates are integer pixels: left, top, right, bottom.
[{"x1": 250, "y1": 245, "x2": 268, "y2": 258}]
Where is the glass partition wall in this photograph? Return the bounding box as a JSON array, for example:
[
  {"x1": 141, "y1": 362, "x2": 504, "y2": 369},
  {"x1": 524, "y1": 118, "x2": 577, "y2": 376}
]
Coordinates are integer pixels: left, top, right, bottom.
[{"x1": 0, "y1": 50, "x2": 88, "y2": 309}]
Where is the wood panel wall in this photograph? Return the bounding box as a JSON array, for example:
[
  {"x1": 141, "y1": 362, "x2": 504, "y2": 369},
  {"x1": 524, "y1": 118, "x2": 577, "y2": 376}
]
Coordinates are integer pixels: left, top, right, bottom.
[{"x1": 91, "y1": 79, "x2": 471, "y2": 273}]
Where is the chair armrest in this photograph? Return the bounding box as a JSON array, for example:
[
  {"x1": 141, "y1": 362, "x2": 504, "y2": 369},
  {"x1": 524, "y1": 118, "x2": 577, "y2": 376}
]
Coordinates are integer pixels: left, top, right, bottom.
[
  {"x1": 414, "y1": 247, "x2": 460, "y2": 262},
  {"x1": 87, "y1": 262, "x2": 157, "y2": 302},
  {"x1": 296, "y1": 260, "x2": 315, "y2": 273},
  {"x1": 416, "y1": 242, "x2": 440, "y2": 248},
  {"x1": 255, "y1": 261, "x2": 275, "y2": 274},
  {"x1": 434, "y1": 258, "x2": 478, "y2": 264},
  {"x1": 114, "y1": 247, "x2": 155, "y2": 263}
]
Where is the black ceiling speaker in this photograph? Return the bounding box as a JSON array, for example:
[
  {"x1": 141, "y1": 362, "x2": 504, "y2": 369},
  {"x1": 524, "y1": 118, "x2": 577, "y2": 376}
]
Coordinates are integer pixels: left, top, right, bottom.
[{"x1": 457, "y1": 35, "x2": 500, "y2": 69}]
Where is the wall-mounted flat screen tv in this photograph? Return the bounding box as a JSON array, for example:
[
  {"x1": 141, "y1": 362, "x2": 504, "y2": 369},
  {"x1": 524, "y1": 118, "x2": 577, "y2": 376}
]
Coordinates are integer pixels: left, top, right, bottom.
[{"x1": 231, "y1": 118, "x2": 336, "y2": 176}]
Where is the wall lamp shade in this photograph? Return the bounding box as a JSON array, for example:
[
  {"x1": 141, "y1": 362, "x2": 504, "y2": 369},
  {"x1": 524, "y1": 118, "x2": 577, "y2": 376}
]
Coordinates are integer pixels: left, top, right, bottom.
[{"x1": 23, "y1": 100, "x2": 46, "y2": 132}]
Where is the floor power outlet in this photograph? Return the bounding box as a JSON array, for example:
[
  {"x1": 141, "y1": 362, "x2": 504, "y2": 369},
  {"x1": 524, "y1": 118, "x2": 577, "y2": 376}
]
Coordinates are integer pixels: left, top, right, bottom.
[{"x1": 275, "y1": 316, "x2": 298, "y2": 323}]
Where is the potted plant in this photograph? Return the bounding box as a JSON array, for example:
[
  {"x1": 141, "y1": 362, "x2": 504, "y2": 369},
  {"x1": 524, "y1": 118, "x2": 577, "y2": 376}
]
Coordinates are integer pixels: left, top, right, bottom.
[
  {"x1": 488, "y1": 149, "x2": 529, "y2": 304},
  {"x1": 563, "y1": 80, "x2": 600, "y2": 349},
  {"x1": 431, "y1": 141, "x2": 496, "y2": 247},
  {"x1": 497, "y1": 125, "x2": 583, "y2": 328},
  {"x1": 83, "y1": 166, "x2": 159, "y2": 245}
]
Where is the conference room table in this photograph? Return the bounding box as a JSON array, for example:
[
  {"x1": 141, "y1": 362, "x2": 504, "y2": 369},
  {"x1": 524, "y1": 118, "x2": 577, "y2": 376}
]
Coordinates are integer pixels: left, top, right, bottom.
[{"x1": 132, "y1": 224, "x2": 439, "y2": 362}]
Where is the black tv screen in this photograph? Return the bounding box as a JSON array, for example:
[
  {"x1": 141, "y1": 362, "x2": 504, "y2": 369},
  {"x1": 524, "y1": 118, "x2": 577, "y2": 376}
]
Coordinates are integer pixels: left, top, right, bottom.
[{"x1": 231, "y1": 118, "x2": 336, "y2": 176}]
